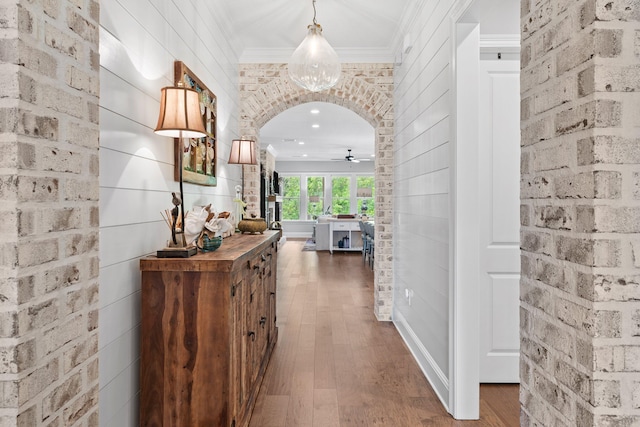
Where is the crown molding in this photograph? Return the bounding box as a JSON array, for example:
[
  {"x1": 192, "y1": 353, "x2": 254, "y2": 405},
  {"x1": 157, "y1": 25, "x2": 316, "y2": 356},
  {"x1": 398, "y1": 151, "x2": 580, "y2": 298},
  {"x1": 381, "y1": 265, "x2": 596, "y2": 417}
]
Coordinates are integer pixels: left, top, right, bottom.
[
  {"x1": 479, "y1": 34, "x2": 520, "y2": 54},
  {"x1": 390, "y1": 0, "x2": 425, "y2": 58}
]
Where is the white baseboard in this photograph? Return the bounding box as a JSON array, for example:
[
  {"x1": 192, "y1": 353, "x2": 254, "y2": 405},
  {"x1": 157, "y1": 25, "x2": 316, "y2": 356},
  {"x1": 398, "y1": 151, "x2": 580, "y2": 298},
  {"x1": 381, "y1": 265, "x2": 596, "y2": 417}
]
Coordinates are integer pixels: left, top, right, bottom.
[{"x1": 393, "y1": 310, "x2": 450, "y2": 412}]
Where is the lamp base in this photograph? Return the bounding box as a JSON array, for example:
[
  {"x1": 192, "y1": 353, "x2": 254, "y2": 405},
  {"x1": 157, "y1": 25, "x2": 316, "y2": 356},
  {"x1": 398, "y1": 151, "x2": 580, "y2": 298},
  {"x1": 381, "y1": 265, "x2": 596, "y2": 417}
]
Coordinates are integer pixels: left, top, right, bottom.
[{"x1": 157, "y1": 246, "x2": 197, "y2": 258}]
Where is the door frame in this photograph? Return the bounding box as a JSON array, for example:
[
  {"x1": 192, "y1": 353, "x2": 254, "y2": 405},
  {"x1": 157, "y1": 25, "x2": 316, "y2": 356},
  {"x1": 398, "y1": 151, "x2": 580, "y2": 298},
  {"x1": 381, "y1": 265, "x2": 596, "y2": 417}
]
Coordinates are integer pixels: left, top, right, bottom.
[
  {"x1": 449, "y1": 5, "x2": 481, "y2": 417},
  {"x1": 449, "y1": 0, "x2": 521, "y2": 419}
]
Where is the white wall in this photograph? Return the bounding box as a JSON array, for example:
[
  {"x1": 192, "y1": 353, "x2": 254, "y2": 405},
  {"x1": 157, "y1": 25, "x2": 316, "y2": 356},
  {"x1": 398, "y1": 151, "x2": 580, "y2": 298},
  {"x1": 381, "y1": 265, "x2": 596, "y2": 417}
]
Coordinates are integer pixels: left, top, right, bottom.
[
  {"x1": 392, "y1": 0, "x2": 456, "y2": 408},
  {"x1": 98, "y1": 1, "x2": 241, "y2": 425},
  {"x1": 392, "y1": 0, "x2": 521, "y2": 416}
]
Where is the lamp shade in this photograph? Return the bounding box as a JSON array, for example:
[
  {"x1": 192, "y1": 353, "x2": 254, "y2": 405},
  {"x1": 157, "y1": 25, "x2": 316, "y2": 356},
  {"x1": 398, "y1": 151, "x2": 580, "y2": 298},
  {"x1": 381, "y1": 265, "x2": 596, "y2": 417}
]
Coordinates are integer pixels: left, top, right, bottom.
[
  {"x1": 288, "y1": 23, "x2": 341, "y2": 92},
  {"x1": 228, "y1": 139, "x2": 257, "y2": 165},
  {"x1": 154, "y1": 86, "x2": 207, "y2": 138}
]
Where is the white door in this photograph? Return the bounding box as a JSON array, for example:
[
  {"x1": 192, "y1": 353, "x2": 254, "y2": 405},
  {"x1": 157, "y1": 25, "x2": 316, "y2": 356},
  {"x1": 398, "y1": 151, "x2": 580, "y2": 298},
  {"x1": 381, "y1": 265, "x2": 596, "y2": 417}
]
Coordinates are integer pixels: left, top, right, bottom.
[{"x1": 478, "y1": 58, "x2": 521, "y2": 383}]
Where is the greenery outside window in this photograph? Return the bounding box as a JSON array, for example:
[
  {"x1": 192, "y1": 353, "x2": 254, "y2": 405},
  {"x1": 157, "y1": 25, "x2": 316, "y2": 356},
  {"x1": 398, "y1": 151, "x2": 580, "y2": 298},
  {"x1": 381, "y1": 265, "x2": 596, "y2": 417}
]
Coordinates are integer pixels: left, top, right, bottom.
[
  {"x1": 280, "y1": 173, "x2": 373, "y2": 220},
  {"x1": 331, "y1": 176, "x2": 351, "y2": 215},
  {"x1": 307, "y1": 177, "x2": 324, "y2": 219},
  {"x1": 282, "y1": 176, "x2": 301, "y2": 220},
  {"x1": 357, "y1": 176, "x2": 375, "y2": 217}
]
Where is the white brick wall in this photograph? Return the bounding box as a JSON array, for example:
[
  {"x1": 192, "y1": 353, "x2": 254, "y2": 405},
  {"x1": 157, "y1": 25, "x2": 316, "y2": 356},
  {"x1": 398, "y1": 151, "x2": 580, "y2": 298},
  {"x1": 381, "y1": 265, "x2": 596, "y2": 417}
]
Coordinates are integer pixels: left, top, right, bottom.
[
  {"x1": 239, "y1": 63, "x2": 395, "y2": 320},
  {"x1": 521, "y1": 0, "x2": 640, "y2": 425},
  {"x1": 0, "y1": 0, "x2": 100, "y2": 425}
]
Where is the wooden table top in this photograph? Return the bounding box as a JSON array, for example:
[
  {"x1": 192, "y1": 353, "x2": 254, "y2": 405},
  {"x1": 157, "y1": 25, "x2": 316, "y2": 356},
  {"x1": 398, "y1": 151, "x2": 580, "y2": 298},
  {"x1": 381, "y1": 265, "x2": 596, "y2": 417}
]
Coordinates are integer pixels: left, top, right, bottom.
[{"x1": 140, "y1": 230, "x2": 281, "y2": 272}]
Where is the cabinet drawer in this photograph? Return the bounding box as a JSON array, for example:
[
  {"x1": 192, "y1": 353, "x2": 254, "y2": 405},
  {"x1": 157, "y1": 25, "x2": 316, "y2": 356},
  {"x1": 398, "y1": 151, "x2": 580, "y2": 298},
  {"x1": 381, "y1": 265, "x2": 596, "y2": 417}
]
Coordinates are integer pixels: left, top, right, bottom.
[{"x1": 333, "y1": 222, "x2": 360, "y2": 231}]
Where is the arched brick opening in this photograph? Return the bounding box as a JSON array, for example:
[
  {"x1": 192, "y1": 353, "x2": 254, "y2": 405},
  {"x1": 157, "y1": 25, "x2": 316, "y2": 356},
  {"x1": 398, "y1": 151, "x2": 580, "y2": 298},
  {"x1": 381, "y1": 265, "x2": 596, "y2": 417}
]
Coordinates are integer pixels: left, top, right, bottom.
[{"x1": 239, "y1": 63, "x2": 394, "y2": 320}]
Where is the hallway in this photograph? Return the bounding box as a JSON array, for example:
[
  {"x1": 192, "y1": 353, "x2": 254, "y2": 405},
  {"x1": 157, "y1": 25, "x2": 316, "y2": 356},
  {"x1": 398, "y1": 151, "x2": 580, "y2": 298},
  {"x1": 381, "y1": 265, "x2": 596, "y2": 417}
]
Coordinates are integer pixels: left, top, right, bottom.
[{"x1": 249, "y1": 239, "x2": 519, "y2": 426}]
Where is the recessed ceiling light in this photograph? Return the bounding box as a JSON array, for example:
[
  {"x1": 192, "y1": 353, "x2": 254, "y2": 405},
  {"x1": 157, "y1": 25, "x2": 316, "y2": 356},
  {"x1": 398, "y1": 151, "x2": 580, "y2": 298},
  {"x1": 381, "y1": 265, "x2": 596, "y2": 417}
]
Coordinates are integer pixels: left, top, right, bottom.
[
  {"x1": 310, "y1": 109, "x2": 320, "y2": 114},
  {"x1": 312, "y1": 124, "x2": 320, "y2": 128},
  {"x1": 371, "y1": 154, "x2": 375, "y2": 157},
  {"x1": 303, "y1": 154, "x2": 308, "y2": 157},
  {"x1": 298, "y1": 141, "x2": 305, "y2": 145}
]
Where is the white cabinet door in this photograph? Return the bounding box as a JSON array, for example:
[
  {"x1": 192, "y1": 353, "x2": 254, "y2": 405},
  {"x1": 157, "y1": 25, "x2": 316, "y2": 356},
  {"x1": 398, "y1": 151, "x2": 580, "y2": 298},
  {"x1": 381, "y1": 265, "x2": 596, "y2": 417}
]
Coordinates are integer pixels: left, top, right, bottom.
[{"x1": 478, "y1": 58, "x2": 521, "y2": 383}]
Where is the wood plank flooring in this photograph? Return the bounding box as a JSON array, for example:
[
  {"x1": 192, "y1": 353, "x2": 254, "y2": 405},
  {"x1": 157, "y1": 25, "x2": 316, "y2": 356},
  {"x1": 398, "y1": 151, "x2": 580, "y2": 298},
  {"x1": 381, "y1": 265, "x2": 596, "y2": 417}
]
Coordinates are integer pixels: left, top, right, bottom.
[{"x1": 249, "y1": 239, "x2": 520, "y2": 427}]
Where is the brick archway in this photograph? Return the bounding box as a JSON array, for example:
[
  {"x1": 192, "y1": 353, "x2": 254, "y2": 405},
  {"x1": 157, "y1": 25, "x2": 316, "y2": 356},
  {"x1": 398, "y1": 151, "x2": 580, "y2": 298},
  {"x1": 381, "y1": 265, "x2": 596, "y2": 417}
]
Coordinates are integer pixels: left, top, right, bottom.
[{"x1": 239, "y1": 63, "x2": 394, "y2": 320}]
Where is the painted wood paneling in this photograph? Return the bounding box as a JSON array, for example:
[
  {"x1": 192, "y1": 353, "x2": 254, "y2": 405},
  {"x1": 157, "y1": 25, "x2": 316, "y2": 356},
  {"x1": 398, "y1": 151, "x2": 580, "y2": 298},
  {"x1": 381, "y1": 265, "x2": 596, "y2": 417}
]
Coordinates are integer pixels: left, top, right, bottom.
[
  {"x1": 99, "y1": 326, "x2": 140, "y2": 385},
  {"x1": 99, "y1": 0, "x2": 241, "y2": 425},
  {"x1": 99, "y1": 358, "x2": 140, "y2": 426},
  {"x1": 393, "y1": 0, "x2": 456, "y2": 411},
  {"x1": 99, "y1": 260, "x2": 141, "y2": 310}
]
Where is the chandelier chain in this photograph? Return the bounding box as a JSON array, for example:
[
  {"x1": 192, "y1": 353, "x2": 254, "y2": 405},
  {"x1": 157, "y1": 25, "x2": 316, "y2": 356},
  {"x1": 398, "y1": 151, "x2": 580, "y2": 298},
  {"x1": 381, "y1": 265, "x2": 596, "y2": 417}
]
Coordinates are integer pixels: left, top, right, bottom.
[{"x1": 312, "y1": 0, "x2": 317, "y2": 25}]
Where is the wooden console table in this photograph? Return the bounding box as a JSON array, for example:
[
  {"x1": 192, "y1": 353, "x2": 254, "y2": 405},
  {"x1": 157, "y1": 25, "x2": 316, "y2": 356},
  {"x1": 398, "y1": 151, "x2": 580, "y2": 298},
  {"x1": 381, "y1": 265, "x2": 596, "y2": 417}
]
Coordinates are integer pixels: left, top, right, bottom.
[{"x1": 139, "y1": 231, "x2": 281, "y2": 427}]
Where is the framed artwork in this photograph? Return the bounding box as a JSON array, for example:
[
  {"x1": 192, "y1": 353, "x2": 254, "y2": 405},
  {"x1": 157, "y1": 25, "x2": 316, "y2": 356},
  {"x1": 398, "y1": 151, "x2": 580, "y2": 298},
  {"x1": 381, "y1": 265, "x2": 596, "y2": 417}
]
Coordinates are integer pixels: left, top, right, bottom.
[{"x1": 173, "y1": 61, "x2": 217, "y2": 186}]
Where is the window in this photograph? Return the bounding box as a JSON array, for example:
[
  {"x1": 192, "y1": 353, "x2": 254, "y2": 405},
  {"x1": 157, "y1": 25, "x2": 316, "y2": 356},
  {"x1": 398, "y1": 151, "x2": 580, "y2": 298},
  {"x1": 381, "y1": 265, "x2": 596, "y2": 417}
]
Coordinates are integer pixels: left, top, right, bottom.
[
  {"x1": 357, "y1": 176, "x2": 375, "y2": 217},
  {"x1": 280, "y1": 173, "x2": 373, "y2": 220},
  {"x1": 307, "y1": 176, "x2": 324, "y2": 220},
  {"x1": 282, "y1": 176, "x2": 301, "y2": 220},
  {"x1": 331, "y1": 176, "x2": 351, "y2": 215}
]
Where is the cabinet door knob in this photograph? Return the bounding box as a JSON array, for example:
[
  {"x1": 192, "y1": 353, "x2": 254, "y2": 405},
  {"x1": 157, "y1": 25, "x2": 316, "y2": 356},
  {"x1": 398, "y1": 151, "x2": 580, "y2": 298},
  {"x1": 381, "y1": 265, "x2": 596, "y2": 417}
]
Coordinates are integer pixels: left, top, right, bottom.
[
  {"x1": 260, "y1": 317, "x2": 267, "y2": 327},
  {"x1": 261, "y1": 254, "x2": 266, "y2": 262},
  {"x1": 248, "y1": 331, "x2": 256, "y2": 341}
]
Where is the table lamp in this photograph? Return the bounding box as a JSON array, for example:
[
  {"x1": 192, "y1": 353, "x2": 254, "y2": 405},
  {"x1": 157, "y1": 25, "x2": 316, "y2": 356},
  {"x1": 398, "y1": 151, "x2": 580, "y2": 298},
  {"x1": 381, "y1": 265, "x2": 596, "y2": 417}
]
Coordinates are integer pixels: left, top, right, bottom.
[
  {"x1": 228, "y1": 139, "x2": 257, "y2": 229},
  {"x1": 154, "y1": 84, "x2": 207, "y2": 257}
]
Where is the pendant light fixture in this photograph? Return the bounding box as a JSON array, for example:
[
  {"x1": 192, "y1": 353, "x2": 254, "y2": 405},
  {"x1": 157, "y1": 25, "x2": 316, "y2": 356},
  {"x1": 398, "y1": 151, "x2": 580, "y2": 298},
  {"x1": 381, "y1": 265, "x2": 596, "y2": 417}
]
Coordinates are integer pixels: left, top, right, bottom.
[{"x1": 288, "y1": 0, "x2": 341, "y2": 92}]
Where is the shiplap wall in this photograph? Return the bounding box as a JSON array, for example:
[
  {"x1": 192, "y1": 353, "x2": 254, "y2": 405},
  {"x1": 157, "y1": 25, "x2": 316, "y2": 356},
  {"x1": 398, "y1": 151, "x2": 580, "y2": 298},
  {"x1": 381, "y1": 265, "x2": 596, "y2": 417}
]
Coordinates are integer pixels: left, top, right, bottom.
[
  {"x1": 393, "y1": 0, "x2": 455, "y2": 406},
  {"x1": 98, "y1": 1, "x2": 241, "y2": 425}
]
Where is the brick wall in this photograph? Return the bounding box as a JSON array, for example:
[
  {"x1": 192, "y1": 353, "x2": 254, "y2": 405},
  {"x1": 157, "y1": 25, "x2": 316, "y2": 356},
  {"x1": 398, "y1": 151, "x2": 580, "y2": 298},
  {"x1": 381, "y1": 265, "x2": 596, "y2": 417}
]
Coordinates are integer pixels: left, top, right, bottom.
[
  {"x1": 239, "y1": 63, "x2": 394, "y2": 320},
  {"x1": 0, "y1": 1, "x2": 100, "y2": 425},
  {"x1": 520, "y1": 0, "x2": 640, "y2": 424}
]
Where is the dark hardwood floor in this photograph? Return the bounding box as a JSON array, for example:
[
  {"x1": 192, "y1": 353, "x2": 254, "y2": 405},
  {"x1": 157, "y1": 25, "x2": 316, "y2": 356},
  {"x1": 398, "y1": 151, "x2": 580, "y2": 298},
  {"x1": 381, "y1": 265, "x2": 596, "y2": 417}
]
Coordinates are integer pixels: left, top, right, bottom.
[{"x1": 249, "y1": 239, "x2": 520, "y2": 427}]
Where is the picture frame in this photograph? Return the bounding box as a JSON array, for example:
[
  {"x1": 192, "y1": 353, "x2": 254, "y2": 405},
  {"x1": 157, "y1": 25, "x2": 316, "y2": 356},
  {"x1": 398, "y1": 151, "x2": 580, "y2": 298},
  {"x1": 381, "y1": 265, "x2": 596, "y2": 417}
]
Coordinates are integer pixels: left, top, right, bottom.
[{"x1": 173, "y1": 61, "x2": 217, "y2": 186}]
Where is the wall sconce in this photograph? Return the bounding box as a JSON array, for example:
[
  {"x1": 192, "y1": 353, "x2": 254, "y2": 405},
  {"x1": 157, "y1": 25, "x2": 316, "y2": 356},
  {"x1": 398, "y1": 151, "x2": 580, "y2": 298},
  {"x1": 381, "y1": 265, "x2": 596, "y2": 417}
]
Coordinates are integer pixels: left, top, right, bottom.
[{"x1": 155, "y1": 84, "x2": 206, "y2": 257}]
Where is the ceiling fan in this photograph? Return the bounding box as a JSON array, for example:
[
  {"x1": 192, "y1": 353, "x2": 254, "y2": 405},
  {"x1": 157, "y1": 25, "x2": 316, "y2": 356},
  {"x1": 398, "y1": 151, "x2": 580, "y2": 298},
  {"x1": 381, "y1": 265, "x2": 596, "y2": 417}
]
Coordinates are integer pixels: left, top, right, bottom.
[{"x1": 332, "y1": 149, "x2": 371, "y2": 163}]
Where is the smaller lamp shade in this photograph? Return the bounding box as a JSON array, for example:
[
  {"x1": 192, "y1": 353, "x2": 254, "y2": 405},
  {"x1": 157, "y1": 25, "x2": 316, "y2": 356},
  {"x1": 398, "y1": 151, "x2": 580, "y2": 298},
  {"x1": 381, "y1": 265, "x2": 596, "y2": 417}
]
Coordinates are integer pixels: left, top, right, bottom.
[
  {"x1": 154, "y1": 86, "x2": 206, "y2": 138},
  {"x1": 228, "y1": 139, "x2": 257, "y2": 165}
]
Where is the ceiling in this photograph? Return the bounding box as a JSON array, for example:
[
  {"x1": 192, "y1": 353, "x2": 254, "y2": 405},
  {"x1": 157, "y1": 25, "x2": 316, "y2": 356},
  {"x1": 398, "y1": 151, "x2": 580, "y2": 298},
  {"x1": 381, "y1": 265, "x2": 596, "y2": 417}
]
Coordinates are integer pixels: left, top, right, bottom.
[
  {"x1": 213, "y1": 0, "x2": 414, "y2": 162},
  {"x1": 259, "y1": 101, "x2": 375, "y2": 162},
  {"x1": 213, "y1": 0, "x2": 520, "y2": 162},
  {"x1": 215, "y1": 0, "x2": 416, "y2": 63}
]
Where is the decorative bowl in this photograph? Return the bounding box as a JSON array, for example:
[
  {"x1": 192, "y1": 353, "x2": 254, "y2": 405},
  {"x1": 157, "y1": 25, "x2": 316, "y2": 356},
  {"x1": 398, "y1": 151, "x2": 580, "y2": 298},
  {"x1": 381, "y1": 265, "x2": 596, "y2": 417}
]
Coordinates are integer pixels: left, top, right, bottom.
[
  {"x1": 201, "y1": 235, "x2": 222, "y2": 252},
  {"x1": 238, "y1": 217, "x2": 268, "y2": 234}
]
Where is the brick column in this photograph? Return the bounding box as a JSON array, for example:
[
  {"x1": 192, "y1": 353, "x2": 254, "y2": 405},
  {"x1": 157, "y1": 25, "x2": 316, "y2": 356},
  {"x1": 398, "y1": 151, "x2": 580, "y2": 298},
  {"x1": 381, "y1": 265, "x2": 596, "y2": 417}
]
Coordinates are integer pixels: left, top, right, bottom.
[
  {"x1": 521, "y1": 0, "x2": 640, "y2": 425},
  {"x1": 0, "y1": 1, "x2": 100, "y2": 425}
]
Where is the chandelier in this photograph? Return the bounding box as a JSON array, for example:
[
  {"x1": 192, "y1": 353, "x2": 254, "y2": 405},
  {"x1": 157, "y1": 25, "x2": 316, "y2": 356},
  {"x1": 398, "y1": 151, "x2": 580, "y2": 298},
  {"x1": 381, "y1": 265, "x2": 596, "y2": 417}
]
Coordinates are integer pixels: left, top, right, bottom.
[{"x1": 288, "y1": 0, "x2": 341, "y2": 92}]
